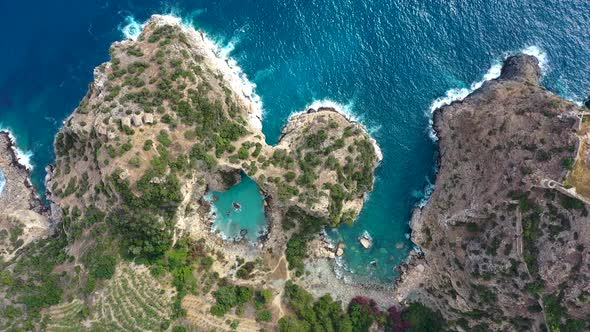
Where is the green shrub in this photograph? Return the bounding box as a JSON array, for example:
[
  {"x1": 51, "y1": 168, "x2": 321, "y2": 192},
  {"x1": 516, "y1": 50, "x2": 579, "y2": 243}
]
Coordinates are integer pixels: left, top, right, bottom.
[
  {"x1": 284, "y1": 171, "x2": 296, "y2": 182},
  {"x1": 91, "y1": 255, "x2": 117, "y2": 279},
  {"x1": 562, "y1": 157, "x2": 575, "y2": 170},
  {"x1": 401, "y1": 302, "x2": 445, "y2": 332},
  {"x1": 157, "y1": 130, "x2": 172, "y2": 147},
  {"x1": 143, "y1": 139, "x2": 153, "y2": 151},
  {"x1": 256, "y1": 310, "x2": 272, "y2": 322},
  {"x1": 466, "y1": 222, "x2": 479, "y2": 233}
]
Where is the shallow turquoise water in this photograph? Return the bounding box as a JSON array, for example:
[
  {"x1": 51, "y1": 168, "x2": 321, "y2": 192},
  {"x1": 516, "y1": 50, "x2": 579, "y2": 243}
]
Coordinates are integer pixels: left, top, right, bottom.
[
  {"x1": 2, "y1": 0, "x2": 590, "y2": 282},
  {"x1": 206, "y1": 174, "x2": 267, "y2": 242}
]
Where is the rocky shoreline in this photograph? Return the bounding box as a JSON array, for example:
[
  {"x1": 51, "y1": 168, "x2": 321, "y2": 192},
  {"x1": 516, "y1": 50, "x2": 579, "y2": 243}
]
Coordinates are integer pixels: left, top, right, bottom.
[
  {"x1": 0, "y1": 131, "x2": 50, "y2": 260},
  {"x1": 394, "y1": 54, "x2": 590, "y2": 330}
]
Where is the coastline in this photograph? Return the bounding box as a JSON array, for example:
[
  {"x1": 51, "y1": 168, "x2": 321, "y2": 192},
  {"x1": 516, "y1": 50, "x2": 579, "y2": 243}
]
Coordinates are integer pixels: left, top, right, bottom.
[
  {"x1": 426, "y1": 46, "x2": 548, "y2": 141},
  {"x1": 144, "y1": 15, "x2": 264, "y2": 132},
  {"x1": 287, "y1": 100, "x2": 384, "y2": 162},
  {"x1": 0, "y1": 130, "x2": 36, "y2": 194},
  {"x1": 0, "y1": 129, "x2": 34, "y2": 171},
  {"x1": 0, "y1": 131, "x2": 50, "y2": 261}
]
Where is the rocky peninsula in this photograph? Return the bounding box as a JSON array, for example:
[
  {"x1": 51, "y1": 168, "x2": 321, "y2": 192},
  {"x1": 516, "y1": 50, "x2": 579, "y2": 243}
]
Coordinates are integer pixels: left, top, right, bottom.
[
  {"x1": 396, "y1": 55, "x2": 590, "y2": 331},
  {"x1": 0, "y1": 15, "x2": 385, "y2": 331}
]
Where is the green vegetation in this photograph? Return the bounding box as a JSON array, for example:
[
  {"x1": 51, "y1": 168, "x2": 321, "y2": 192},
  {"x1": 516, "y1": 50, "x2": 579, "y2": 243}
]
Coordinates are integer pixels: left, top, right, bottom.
[
  {"x1": 236, "y1": 261, "x2": 256, "y2": 279},
  {"x1": 90, "y1": 264, "x2": 175, "y2": 331},
  {"x1": 544, "y1": 293, "x2": 585, "y2": 332},
  {"x1": 279, "y1": 281, "x2": 417, "y2": 332},
  {"x1": 0, "y1": 231, "x2": 69, "y2": 330},
  {"x1": 109, "y1": 168, "x2": 182, "y2": 259},
  {"x1": 402, "y1": 302, "x2": 446, "y2": 332},
  {"x1": 562, "y1": 157, "x2": 575, "y2": 170},
  {"x1": 210, "y1": 285, "x2": 253, "y2": 316},
  {"x1": 284, "y1": 207, "x2": 327, "y2": 276}
]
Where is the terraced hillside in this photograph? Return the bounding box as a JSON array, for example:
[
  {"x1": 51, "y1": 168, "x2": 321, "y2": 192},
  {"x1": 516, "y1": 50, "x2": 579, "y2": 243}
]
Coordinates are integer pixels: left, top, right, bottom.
[{"x1": 89, "y1": 264, "x2": 175, "y2": 331}]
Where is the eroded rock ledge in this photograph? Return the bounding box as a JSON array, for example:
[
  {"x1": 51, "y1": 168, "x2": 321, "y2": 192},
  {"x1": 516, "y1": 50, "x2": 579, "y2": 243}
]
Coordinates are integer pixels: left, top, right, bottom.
[
  {"x1": 0, "y1": 132, "x2": 50, "y2": 260},
  {"x1": 396, "y1": 55, "x2": 590, "y2": 331}
]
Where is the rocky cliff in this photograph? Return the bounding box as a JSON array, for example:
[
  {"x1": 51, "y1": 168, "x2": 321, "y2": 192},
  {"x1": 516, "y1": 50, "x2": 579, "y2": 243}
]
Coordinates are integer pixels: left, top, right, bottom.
[
  {"x1": 0, "y1": 132, "x2": 50, "y2": 261},
  {"x1": 396, "y1": 55, "x2": 590, "y2": 331}
]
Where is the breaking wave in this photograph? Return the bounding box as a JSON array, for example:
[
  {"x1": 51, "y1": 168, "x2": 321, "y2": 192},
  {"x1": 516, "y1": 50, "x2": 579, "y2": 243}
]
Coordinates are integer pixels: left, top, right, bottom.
[
  {"x1": 119, "y1": 15, "x2": 143, "y2": 41},
  {"x1": 0, "y1": 168, "x2": 5, "y2": 195},
  {"x1": 290, "y1": 99, "x2": 384, "y2": 162},
  {"x1": 427, "y1": 46, "x2": 548, "y2": 140},
  {"x1": 1, "y1": 128, "x2": 34, "y2": 170}
]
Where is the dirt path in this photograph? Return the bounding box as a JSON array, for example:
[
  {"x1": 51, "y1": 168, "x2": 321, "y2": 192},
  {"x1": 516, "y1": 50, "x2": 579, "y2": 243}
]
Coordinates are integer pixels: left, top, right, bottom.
[{"x1": 268, "y1": 255, "x2": 289, "y2": 318}]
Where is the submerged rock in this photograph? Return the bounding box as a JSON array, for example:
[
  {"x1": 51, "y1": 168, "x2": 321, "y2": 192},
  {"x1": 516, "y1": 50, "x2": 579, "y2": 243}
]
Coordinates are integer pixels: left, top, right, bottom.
[
  {"x1": 359, "y1": 231, "x2": 372, "y2": 249},
  {"x1": 336, "y1": 242, "x2": 345, "y2": 257}
]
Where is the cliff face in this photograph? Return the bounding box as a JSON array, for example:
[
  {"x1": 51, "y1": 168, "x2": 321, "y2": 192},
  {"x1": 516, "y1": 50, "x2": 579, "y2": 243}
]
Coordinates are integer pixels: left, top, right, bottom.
[
  {"x1": 0, "y1": 132, "x2": 50, "y2": 261},
  {"x1": 397, "y1": 55, "x2": 590, "y2": 331}
]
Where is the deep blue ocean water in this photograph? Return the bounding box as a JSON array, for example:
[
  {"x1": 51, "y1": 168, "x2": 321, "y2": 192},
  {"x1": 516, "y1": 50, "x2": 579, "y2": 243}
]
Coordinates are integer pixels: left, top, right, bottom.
[{"x1": 1, "y1": 0, "x2": 590, "y2": 282}]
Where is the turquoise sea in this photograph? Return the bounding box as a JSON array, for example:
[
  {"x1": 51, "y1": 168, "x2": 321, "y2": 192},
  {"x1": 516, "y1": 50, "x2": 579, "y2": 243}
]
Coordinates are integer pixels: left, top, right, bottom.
[
  {"x1": 1, "y1": 1, "x2": 590, "y2": 282},
  {"x1": 205, "y1": 173, "x2": 267, "y2": 243}
]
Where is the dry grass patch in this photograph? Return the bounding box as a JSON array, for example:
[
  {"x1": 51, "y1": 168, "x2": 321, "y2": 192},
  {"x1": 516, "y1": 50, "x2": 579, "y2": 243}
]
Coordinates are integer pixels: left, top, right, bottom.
[{"x1": 567, "y1": 117, "x2": 590, "y2": 199}]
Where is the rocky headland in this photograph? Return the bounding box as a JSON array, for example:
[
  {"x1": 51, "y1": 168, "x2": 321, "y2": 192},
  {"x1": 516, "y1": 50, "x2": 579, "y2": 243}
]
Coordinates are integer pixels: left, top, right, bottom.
[
  {"x1": 0, "y1": 132, "x2": 50, "y2": 261},
  {"x1": 396, "y1": 55, "x2": 590, "y2": 331},
  {"x1": 0, "y1": 15, "x2": 383, "y2": 331}
]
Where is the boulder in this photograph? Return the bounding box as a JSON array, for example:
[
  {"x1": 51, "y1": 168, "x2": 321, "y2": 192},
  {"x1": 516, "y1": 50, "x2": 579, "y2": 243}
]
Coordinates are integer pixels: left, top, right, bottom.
[
  {"x1": 336, "y1": 243, "x2": 345, "y2": 257},
  {"x1": 359, "y1": 232, "x2": 373, "y2": 249},
  {"x1": 143, "y1": 113, "x2": 154, "y2": 124},
  {"x1": 131, "y1": 114, "x2": 142, "y2": 127},
  {"x1": 121, "y1": 117, "x2": 131, "y2": 128}
]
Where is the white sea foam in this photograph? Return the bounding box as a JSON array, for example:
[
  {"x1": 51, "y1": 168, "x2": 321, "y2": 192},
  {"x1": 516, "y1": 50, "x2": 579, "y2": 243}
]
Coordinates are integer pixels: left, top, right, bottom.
[
  {"x1": 426, "y1": 62, "x2": 502, "y2": 140},
  {"x1": 0, "y1": 128, "x2": 34, "y2": 170},
  {"x1": 120, "y1": 16, "x2": 144, "y2": 41},
  {"x1": 522, "y1": 45, "x2": 548, "y2": 74},
  {"x1": 416, "y1": 179, "x2": 435, "y2": 208},
  {"x1": 293, "y1": 99, "x2": 384, "y2": 162},
  {"x1": 427, "y1": 45, "x2": 549, "y2": 141},
  {"x1": 158, "y1": 15, "x2": 263, "y2": 130}
]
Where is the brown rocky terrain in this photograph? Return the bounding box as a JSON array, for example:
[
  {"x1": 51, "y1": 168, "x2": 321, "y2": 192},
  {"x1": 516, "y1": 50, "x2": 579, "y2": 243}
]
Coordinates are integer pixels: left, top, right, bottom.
[
  {"x1": 0, "y1": 132, "x2": 50, "y2": 261},
  {"x1": 396, "y1": 55, "x2": 590, "y2": 331}
]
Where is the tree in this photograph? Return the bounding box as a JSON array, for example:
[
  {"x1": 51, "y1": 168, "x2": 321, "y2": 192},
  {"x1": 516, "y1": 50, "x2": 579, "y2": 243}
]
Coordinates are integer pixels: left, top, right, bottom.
[
  {"x1": 91, "y1": 255, "x2": 116, "y2": 279},
  {"x1": 401, "y1": 302, "x2": 445, "y2": 332},
  {"x1": 278, "y1": 316, "x2": 311, "y2": 332}
]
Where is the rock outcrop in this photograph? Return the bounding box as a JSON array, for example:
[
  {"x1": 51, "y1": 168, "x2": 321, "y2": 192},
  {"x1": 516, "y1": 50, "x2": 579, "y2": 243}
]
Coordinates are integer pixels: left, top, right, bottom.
[
  {"x1": 0, "y1": 132, "x2": 50, "y2": 261},
  {"x1": 396, "y1": 55, "x2": 590, "y2": 331}
]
